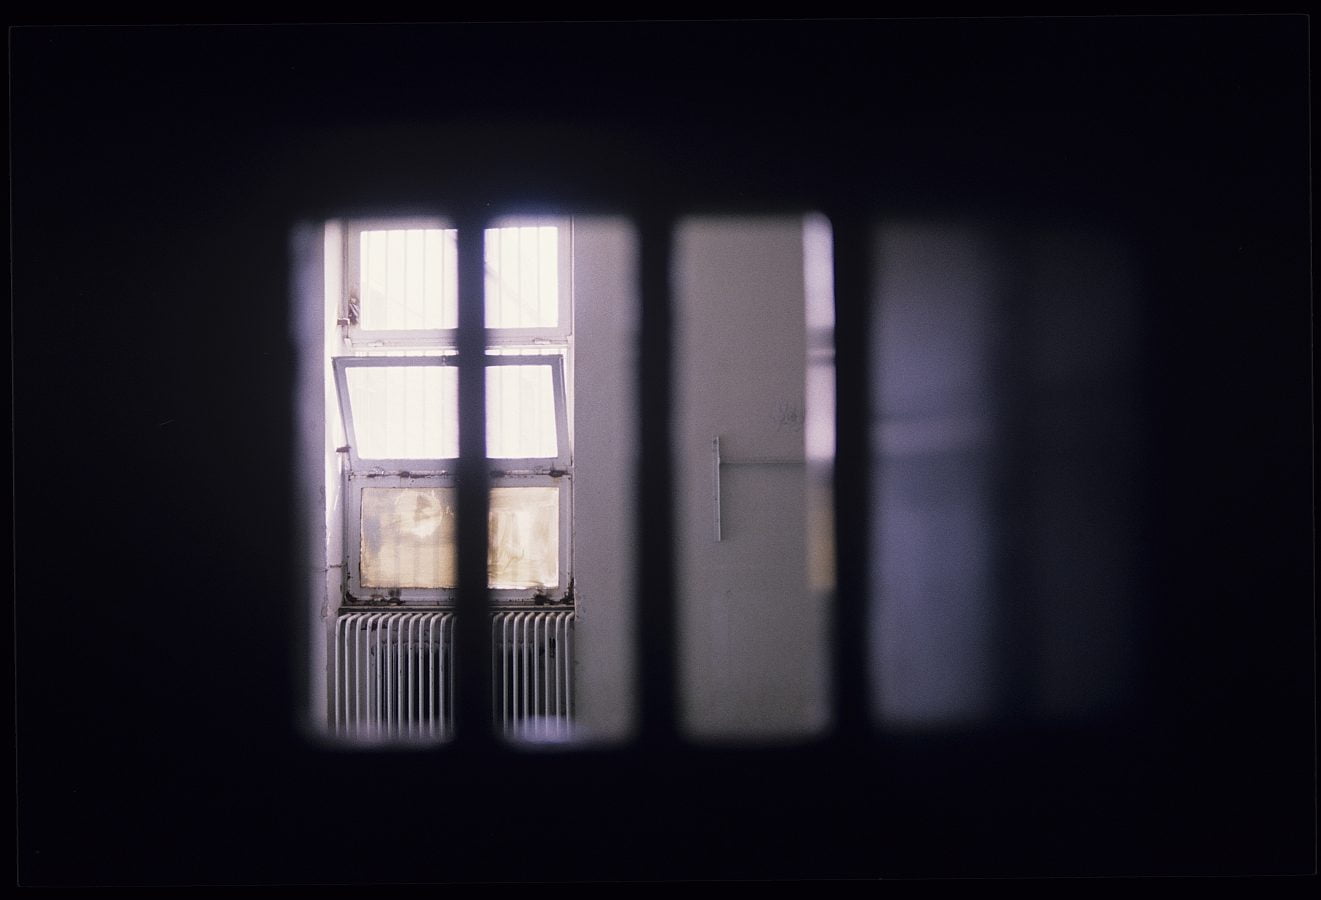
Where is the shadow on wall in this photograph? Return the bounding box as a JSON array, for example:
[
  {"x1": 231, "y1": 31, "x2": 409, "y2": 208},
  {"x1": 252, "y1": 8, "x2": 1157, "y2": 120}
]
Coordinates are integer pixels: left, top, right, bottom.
[{"x1": 870, "y1": 220, "x2": 1141, "y2": 728}]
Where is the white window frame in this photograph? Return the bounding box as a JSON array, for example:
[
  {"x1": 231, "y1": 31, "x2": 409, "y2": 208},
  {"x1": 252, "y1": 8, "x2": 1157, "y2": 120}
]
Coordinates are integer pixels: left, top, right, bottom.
[
  {"x1": 333, "y1": 218, "x2": 575, "y2": 609},
  {"x1": 343, "y1": 216, "x2": 572, "y2": 350}
]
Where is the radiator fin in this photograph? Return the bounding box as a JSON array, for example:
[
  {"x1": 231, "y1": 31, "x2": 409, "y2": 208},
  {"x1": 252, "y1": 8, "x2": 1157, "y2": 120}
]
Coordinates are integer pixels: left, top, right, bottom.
[{"x1": 333, "y1": 610, "x2": 573, "y2": 742}]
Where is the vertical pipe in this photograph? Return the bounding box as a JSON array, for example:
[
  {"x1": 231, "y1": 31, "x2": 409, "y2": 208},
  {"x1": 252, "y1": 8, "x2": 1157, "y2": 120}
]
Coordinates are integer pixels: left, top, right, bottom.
[
  {"x1": 563, "y1": 613, "x2": 570, "y2": 733},
  {"x1": 386, "y1": 614, "x2": 396, "y2": 738},
  {"x1": 406, "y1": 615, "x2": 416, "y2": 739},
  {"x1": 356, "y1": 613, "x2": 367, "y2": 738},
  {"x1": 533, "y1": 613, "x2": 542, "y2": 728},
  {"x1": 334, "y1": 616, "x2": 343, "y2": 735},
  {"x1": 636, "y1": 212, "x2": 677, "y2": 743},
  {"x1": 446, "y1": 614, "x2": 455, "y2": 736},
  {"x1": 553, "y1": 614, "x2": 560, "y2": 729},
  {"x1": 565, "y1": 612, "x2": 574, "y2": 724},
  {"x1": 355, "y1": 614, "x2": 365, "y2": 738},
  {"x1": 442, "y1": 613, "x2": 449, "y2": 738},
  {"x1": 503, "y1": 613, "x2": 512, "y2": 735},
  {"x1": 521, "y1": 613, "x2": 530, "y2": 731},
  {"x1": 427, "y1": 615, "x2": 435, "y2": 738},
  {"x1": 713, "y1": 436, "x2": 723, "y2": 541},
  {"x1": 392, "y1": 614, "x2": 402, "y2": 738},
  {"x1": 455, "y1": 212, "x2": 492, "y2": 747},
  {"x1": 491, "y1": 612, "x2": 501, "y2": 735},
  {"x1": 496, "y1": 613, "x2": 507, "y2": 734}
]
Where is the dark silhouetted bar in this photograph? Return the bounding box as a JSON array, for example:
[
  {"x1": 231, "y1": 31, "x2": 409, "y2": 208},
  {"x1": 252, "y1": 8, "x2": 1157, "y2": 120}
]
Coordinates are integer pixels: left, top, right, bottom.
[
  {"x1": 635, "y1": 213, "x2": 678, "y2": 743},
  {"x1": 454, "y1": 213, "x2": 493, "y2": 746},
  {"x1": 829, "y1": 212, "x2": 871, "y2": 739}
]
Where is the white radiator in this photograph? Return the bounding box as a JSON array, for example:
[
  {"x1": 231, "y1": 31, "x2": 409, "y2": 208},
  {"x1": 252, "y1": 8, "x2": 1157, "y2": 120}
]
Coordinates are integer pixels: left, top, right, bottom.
[{"x1": 333, "y1": 610, "x2": 574, "y2": 742}]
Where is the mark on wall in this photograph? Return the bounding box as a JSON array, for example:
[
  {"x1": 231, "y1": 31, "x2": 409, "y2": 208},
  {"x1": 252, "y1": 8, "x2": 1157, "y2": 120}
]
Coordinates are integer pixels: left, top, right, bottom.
[{"x1": 774, "y1": 401, "x2": 805, "y2": 433}]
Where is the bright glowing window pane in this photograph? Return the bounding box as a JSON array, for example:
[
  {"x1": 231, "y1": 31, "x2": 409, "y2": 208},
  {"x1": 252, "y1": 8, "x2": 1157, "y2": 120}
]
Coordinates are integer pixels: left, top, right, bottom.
[
  {"x1": 361, "y1": 487, "x2": 457, "y2": 588},
  {"x1": 359, "y1": 486, "x2": 558, "y2": 590},
  {"x1": 489, "y1": 487, "x2": 559, "y2": 589},
  {"x1": 485, "y1": 226, "x2": 559, "y2": 329},
  {"x1": 360, "y1": 229, "x2": 458, "y2": 330},
  {"x1": 346, "y1": 366, "x2": 458, "y2": 459},
  {"x1": 486, "y1": 364, "x2": 558, "y2": 459}
]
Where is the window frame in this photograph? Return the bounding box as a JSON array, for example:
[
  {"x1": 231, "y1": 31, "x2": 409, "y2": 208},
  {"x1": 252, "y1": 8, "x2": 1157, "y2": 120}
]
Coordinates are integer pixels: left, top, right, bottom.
[
  {"x1": 332, "y1": 354, "x2": 570, "y2": 474},
  {"x1": 342, "y1": 216, "x2": 573, "y2": 349},
  {"x1": 333, "y1": 218, "x2": 575, "y2": 610}
]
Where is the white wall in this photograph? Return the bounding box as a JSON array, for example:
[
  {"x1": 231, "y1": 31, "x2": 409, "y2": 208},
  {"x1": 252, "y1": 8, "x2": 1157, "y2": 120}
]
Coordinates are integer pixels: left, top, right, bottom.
[
  {"x1": 675, "y1": 217, "x2": 830, "y2": 740},
  {"x1": 570, "y1": 218, "x2": 639, "y2": 742}
]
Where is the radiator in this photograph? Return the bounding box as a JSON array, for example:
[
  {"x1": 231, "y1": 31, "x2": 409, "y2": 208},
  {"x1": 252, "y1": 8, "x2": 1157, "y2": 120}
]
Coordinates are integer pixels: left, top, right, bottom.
[{"x1": 333, "y1": 610, "x2": 574, "y2": 742}]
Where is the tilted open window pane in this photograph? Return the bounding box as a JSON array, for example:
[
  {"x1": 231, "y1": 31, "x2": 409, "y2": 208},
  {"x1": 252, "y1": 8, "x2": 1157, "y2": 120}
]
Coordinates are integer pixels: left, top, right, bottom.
[
  {"x1": 485, "y1": 225, "x2": 560, "y2": 329},
  {"x1": 359, "y1": 227, "x2": 458, "y2": 330},
  {"x1": 357, "y1": 485, "x2": 560, "y2": 591},
  {"x1": 343, "y1": 363, "x2": 459, "y2": 462},
  {"x1": 486, "y1": 364, "x2": 558, "y2": 459},
  {"x1": 335, "y1": 356, "x2": 568, "y2": 469}
]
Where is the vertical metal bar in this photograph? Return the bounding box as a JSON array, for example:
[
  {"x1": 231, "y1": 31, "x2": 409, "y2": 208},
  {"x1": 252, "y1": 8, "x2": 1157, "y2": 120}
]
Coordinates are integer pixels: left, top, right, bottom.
[
  {"x1": 539, "y1": 614, "x2": 548, "y2": 734},
  {"x1": 552, "y1": 614, "x2": 561, "y2": 728},
  {"x1": 386, "y1": 614, "x2": 396, "y2": 738},
  {"x1": 448, "y1": 614, "x2": 456, "y2": 736},
  {"x1": 378, "y1": 613, "x2": 388, "y2": 739},
  {"x1": 636, "y1": 212, "x2": 677, "y2": 743},
  {"x1": 407, "y1": 615, "x2": 416, "y2": 739},
  {"x1": 426, "y1": 615, "x2": 434, "y2": 738},
  {"x1": 561, "y1": 613, "x2": 569, "y2": 733},
  {"x1": 357, "y1": 613, "x2": 368, "y2": 738},
  {"x1": 503, "y1": 613, "x2": 512, "y2": 735},
  {"x1": 366, "y1": 614, "x2": 376, "y2": 739},
  {"x1": 831, "y1": 212, "x2": 872, "y2": 740},
  {"x1": 491, "y1": 612, "x2": 500, "y2": 735},
  {"x1": 521, "y1": 613, "x2": 530, "y2": 731},
  {"x1": 392, "y1": 614, "x2": 401, "y2": 738},
  {"x1": 541, "y1": 614, "x2": 549, "y2": 729},
  {"x1": 354, "y1": 614, "x2": 364, "y2": 738},
  {"x1": 455, "y1": 212, "x2": 493, "y2": 747},
  {"x1": 491, "y1": 613, "x2": 500, "y2": 735},
  {"x1": 565, "y1": 612, "x2": 574, "y2": 724},
  {"x1": 533, "y1": 613, "x2": 542, "y2": 728},
  {"x1": 508, "y1": 612, "x2": 516, "y2": 733},
  {"x1": 441, "y1": 613, "x2": 448, "y2": 738},
  {"x1": 713, "y1": 436, "x2": 723, "y2": 541},
  {"x1": 334, "y1": 616, "x2": 343, "y2": 735},
  {"x1": 559, "y1": 614, "x2": 568, "y2": 735},
  {"x1": 436, "y1": 613, "x2": 443, "y2": 738}
]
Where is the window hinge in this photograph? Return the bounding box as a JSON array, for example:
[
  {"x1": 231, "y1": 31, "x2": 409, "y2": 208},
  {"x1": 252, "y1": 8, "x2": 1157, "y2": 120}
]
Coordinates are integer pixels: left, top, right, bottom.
[{"x1": 337, "y1": 294, "x2": 360, "y2": 328}]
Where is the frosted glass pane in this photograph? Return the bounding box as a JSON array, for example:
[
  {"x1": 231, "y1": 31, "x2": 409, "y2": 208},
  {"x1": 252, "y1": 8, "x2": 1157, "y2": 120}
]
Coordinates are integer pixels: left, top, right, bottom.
[
  {"x1": 361, "y1": 487, "x2": 457, "y2": 588},
  {"x1": 360, "y1": 229, "x2": 458, "y2": 330},
  {"x1": 359, "y1": 486, "x2": 559, "y2": 590},
  {"x1": 487, "y1": 365, "x2": 557, "y2": 459},
  {"x1": 485, "y1": 226, "x2": 559, "y2": 329},
  {"x1": 346, "y1": 366, "x2": 458, "y2": 459},
  {"x1": 489, "y1": 487, "x2": 559, "y2": 589}
]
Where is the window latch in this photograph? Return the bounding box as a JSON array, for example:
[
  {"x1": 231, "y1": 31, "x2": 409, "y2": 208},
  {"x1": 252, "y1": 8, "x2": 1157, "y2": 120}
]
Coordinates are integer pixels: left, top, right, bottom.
[{"x1": 337, "y1": 294, "x2": 360, "y2": 327}]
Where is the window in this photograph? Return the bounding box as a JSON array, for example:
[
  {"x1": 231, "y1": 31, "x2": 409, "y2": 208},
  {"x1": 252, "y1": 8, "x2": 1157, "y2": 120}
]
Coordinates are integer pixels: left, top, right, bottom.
[{"x1": 332, "y1": 218, "x2": 573, "y2": 607}]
